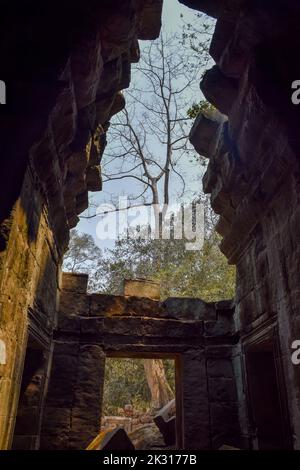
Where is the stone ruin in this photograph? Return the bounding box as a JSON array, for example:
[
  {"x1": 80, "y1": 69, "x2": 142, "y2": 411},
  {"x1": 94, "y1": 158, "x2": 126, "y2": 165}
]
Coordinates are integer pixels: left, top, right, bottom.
[
  {"x1": 0, "y1": 0, "x2": 300, "y2": 450},
  {"x1": 40, "y1": 272, "x2": 238, "y2": 450}
]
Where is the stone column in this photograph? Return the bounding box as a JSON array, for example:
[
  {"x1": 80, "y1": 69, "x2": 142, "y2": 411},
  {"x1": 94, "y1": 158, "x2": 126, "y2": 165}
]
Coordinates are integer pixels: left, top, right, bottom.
[
  {"x1": 206, "y1": 347, "x2": 240, "y2": 449},
  {"x1": 68, "y1": 344, "x2": 106, "y2": 449},
  {"x1": 40, "y1": 340, "x2": 106, "y2": 450},
  {"x1": 181, "y1": 349, "x2": 210, "y2": 449},
  {"x1": 40, "y1": 340, "x2": 80, "y2": 449}
]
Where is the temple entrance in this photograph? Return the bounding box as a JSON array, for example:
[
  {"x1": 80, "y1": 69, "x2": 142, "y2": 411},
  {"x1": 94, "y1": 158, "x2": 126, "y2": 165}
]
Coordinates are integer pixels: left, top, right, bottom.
[
  {"x1": 244, "y1": 328, "x2": 292, "y2": 449},
  {"x1": 101, "y1": 354, "x2": 182, "y2": 450}
]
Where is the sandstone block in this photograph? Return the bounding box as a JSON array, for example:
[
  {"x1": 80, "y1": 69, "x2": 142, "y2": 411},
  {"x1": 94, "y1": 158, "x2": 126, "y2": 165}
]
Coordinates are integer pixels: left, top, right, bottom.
[
  {"x1": 208, "y1": 377, "x2": 237, "y2": 402},
  {"x1": 62, "y1": 272, "x2": 88, "y2": 293},
  {"x1": 200, "y1": 65, "x2": 238, "y2": 115}
]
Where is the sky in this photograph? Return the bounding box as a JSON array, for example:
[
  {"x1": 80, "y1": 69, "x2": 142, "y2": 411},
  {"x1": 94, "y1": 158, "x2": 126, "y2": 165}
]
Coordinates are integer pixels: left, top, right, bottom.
[
  {"x1": 162, "y1": 0, "x2": 196, "y2": 32},
  {"x1": 76, "y1": 0, "x2": 212, "y2": 251}
]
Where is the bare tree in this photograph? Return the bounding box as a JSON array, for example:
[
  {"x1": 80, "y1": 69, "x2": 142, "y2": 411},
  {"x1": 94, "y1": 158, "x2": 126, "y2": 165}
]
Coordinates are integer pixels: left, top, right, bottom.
[
  {"x1": 88, "y1": 34, "x2": 200, "y2": 224},
  {"x1": 181, "y1": 11, "x2": 215, "y2": 68}
]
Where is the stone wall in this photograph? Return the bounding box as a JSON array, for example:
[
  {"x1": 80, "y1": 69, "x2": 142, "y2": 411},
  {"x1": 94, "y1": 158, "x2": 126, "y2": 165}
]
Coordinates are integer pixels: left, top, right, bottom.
[
  {"x1": 40, "y1": 273, "x2": 239, "y2": 450},
  {"x1": 0, "y1": 168, "x2": 59, "y2": 449},
  {"x1": 185, "y1": 0, "x2": 300, "y2": 449},
  {"x1": 0, "y1": 0, "x2": 164, "y2": 450}
]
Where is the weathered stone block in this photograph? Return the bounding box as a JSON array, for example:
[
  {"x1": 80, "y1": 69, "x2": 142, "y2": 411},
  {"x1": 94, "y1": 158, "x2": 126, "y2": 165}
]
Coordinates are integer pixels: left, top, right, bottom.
[
  {"x1": 59, "y1": 290, "x2": 90, "y2": 317},
  {"x1": 86, "y1": 165, "x2": 102, "y2": 192},
  {"x1": 138, "y1": 0, "x2": 163, "y2": 40},
  {"x1": 13, "y1": 406, "x2": 40, "y2": 435},
  {"x1": 208, "y1": 377, "x2": 237, "y2": 402},
  {"x1": 57, "y1": 313, "x2": 80, "y2": 333},
  {"x1": 71, "y1": 30, "x2": 103, "y2": 109},
  {"x1": 72, "y1": 345, "x2": 105, "y2": 417},
  {"x1": 71, "y1": 412, "x2": 100, "y2": 430},
  {"x1": 102, "y1": 316, "x2": 203, "y2": 339},
  {"x1": 189, "y1": 112, "x2": 222, "y2": 159},
  {"x1": 76, "y1": 191, "x2": 89, "y2": 215},
  {"x1": 210, "y1": 402, "x2": 240, "y2": 446},
  {"x1": 163, "y1": 297, "x2": 216, "y2": 320},
  {"x1": 209, "y1": 15, "x2": 237, "y2": 63},
  {"x1": 109, "y1": 92, "x2": 126, "y2": 119},
  {"x1": 204, "y1": 316, "x2": 234, "y2": 337},
  {"x1": 200, "y1": 65, "x2": 239, "y2": 115},
  {"x1": 80, "y1": 317, "x2": 105, "y2": 335},
  {"x1": 124, "y1": 278, "x2": 160, "y2": 300},
  {"x1": 41, "y1": 408, "x2": 71, "y2": 434},
  {"x1": 45, "y1": 343, "x2": 79, "y2": 407},
  {"x1": 12, "y1": 435, "x2": 37, "y2": 450},
  {"x1": 207, "y1": 358, "x2": 234, "y2": 378},
  {"x1": 182, "y1": 350, "x2": 210, "y2": 449},
  {"x1": 89, "y1": 294, "x2": 125, "y2": 317},
  {"x1": 62, "y1": 272, "x2": 88, "y2": 294}
]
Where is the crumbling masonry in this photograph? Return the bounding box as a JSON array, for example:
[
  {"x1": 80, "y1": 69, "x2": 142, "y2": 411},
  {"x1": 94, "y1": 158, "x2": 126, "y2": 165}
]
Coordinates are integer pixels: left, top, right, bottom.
[{"x1": 0, "y1": 0, "x2": 300, "y2": 450}]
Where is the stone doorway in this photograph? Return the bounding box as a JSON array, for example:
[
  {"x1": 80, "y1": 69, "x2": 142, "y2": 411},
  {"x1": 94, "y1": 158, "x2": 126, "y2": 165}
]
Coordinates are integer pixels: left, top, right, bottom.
[
  {"x1": 102, "y1": 353, "x2": 182, "y2": 449},
  {"x1": 40, "y1": 272, "x2": 239, "y2": 450},
  {"x1": 243, "y1": 327, "x2": 292, "y2": 449}
]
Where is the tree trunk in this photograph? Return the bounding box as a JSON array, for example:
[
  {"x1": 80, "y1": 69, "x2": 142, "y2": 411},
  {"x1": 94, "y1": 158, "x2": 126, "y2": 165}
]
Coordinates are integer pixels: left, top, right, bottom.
[
  {"x1": 143, "y1": 359, "x2": 174, "y2": 412},
  {"x1": 143, "y1": 192, "x2": 173, "y2": 412}
]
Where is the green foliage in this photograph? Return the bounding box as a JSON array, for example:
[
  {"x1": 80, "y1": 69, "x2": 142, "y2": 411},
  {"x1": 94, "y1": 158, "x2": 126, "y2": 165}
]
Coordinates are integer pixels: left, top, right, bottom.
[
  {"x1": 101, "y1": 231, "x2": 235, "y2": 302},
  {"x1": 63, "y1": 229, "x2": 104, "y2": 292},
  {"x1": 103, "y1": 359, "x2": 150, "y2": 415},
  {"x1": 96, "y1": 199, "x2": 234, "y2": 301},
  {"x1": 187, "y1": 100, "x2": 215, "y2": 119},
  {"x1": 103, "y1": 358, "x2": 175, "y2": 415},
  {"x1": 153, "y1": 232, "x2": 236, "y2": 302},
  {"x1": 63, "y1": 229, "x2": 101, "y2": 273}
]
